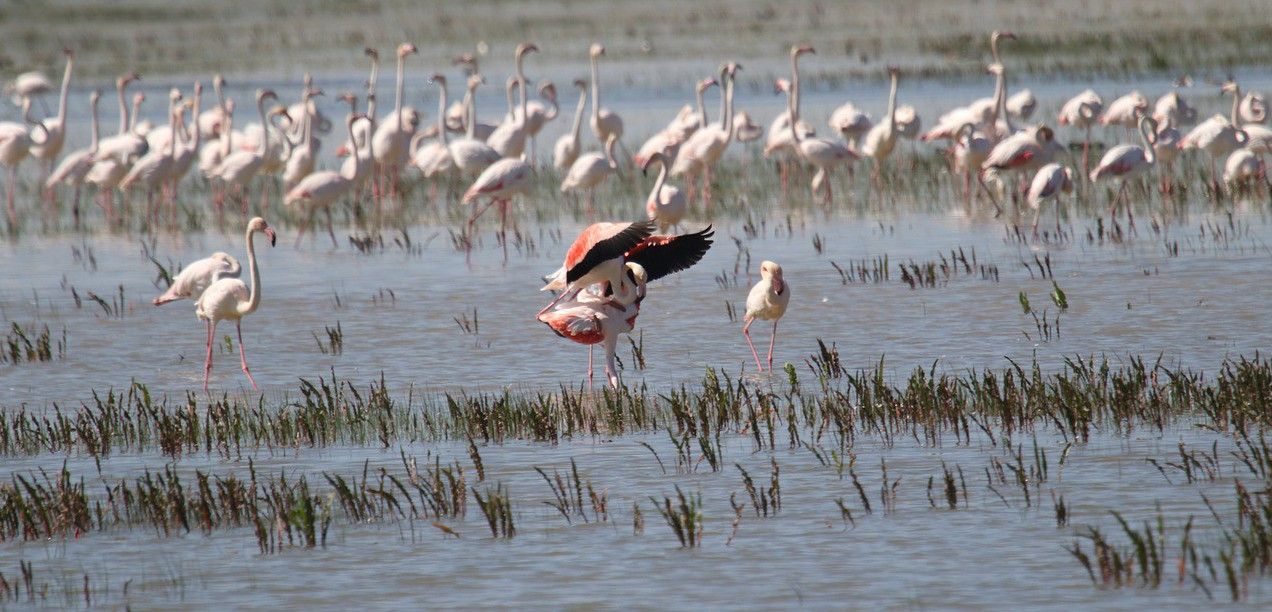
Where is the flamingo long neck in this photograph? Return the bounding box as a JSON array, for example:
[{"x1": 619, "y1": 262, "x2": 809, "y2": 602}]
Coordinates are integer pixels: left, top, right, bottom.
[
  {"x1": 256, "y1": 97, "x2": 269, "y2": 155},
  {"x1": 167, "y1": 99, "x2": 179, "y2": 158},
  {"x1": 301, "y1": 95, "x2": 313, "y2": 151},
  {"x1": 88, "y1": 95, "x2": 100, "y2": 153},
  {"x1": 394, "y1": 52, "x2": 406, "y2": 131},
  {"x1": 715, "y1": 73, "x2": 727, "y2": 129},
  {"x1": 116, "y1": 81, "x2": 128, "y2": 135},
  {"x1": 1141, "y1": 121, "x2": 1156, "y2": 165},
  {"x1": 989, "y1": 69, "x2": 1004, "y2": 129},
  {"x1": 569, "y1": 87, "x2": 586, "y2": 144},
  {"x1": 590, "y1": 55, "x2": 601, "y2": 123},
  {"x1": 515, "y1": 52, "x2": 528, "y2": 114},
  {"x1": 543, "y1": 88, "x2": 558, "y2": 120},
  {"x1": 222, "y1": 106, "x2": 233, "y2": 157},
  {"x1": 649, "y1": 157, "x2": 668, "y2": 206},
  {"x1": 435, "y1": 82, "x2": 449, "y2": 146},
  {"x1": 341, "y1": 118, "x2": 358, "y2": 181},
  {"x1": 603, "y1": 136, "x2": 617, "y2": 168},
  {"x1": 55, "y1": 55, "x2": 72, "y2": 128},
  {"x1": 503, "y1": 79, "x2": 516, "y2": 120},
  {"x1": 885, "y1": 73, "x2": 898, "y2": 133},
  {"x1": 466, "y1": 83, "x2": 479, "y2": 140},
  {"x1": 695, "y1": 84, "x2": 708, "y2": 128},
  {"x1": 129, "y1": 96, "x2": 142, "y2": 134},
  {"x1": 790, "y1": 52, "x2": 803, "y2": 120},
  {"x1": 237, "y1": 227, "x2": 263, "y2": 316},
  {"x1": 991, "y1": 35, "x2": 1002, "y2": 65},
  {"x1": 188, "y1": 89, "x2": 202, "y2": 151},
  {"x1": 367, "y1": 57, "x2": 380, "y2": 120},
  {"x1": 786, "y1": 84, "x2": 802, "y2": 145},
  {"x1": 722, "y1": 72, "x2": 735, "y2": 137}
]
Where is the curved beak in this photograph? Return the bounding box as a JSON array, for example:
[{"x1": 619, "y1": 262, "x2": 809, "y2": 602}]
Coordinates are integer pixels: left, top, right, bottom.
[{"x1": 264, "y1": 227, "x2": 277, "y2": 247}]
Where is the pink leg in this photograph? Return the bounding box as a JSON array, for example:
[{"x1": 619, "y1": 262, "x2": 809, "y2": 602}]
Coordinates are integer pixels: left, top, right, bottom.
[
  {"x1": 743, "y1": 317, "x2": 764, "y2": 372},
  {"x1": 236, "y1": 320, "x2": 258, "y2": 391},
  {"x1": 588, "y1": 345, "x2": 594, "y2": 384},
  {"x1": 767, "y1": 319, "x2": 780, "y2": 370},
  {"x1": 203, "y1": 320, "x2": 215, "y2": 393}
]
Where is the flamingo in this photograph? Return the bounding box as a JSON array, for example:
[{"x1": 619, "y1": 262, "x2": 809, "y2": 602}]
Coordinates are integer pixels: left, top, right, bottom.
[
  {"x1": 1153, "y1": 91, "x2": 1197, "y2": 129},
  {"x1": 782, "y1": 76, "x2": 856, "y2": 203},
  {"x1": 209, "y1": 89, "x2": 278, "y2": 212},
  {"x1": 1090, "y1": 115, "x2": 1158, "y2": 228},
  {"x1": 371, "y1": 42, "x2": 420, "y2": 204},
  {"x1": 1057, "y1": 89, "x2": 1102, "y2": 178},
  {"x1": 286, "y1": 74, "x2": 331, "y2": 142},
  {"x1": 488, "y1": 43, "x2": 539, "y2": 159},
  {"x1": 1223, "y1": 148, "x2": 1261, "y2": 194},
  {"x1": 1007, "y1": 89, "x2": 1037, "y2": 122},
  {"x1": 197, "y1": 75, "x2": 230, "y2": 139},
  {"x1": 121, "y1": 88, "x2": 183, "y2": 224},
  {"x1": 153, "y1": 252, "x2": 242, "y2": 305},
  {"x1": 923, "y1": 31, "x2": 1016, "y2": 143},
  {"x1": 734, "y1": 112, "x2": 763, "y2": 144},
  {"x1": 672, "y1": 64, "x2": 738, "y2": 206},
  {"x1": 29, "y1": 48, "x2": 73, "y2": 191},
  {"x1": 283, "y1": 87, "x2": 323, "y2": 190},
  {"x1": 538, "y1": 261, "x2": 647, "y2": 388},
  {"x1": 462, "y1": 157, "x2": 532, "y2": 260},
  {"x1": 88, "y1": 75, "x2": 147, "y2": 217},
  {"x1": 287, "y1": 113, "x2": 368, "y2": 248},
  {"x1": 562, "y1": 133, "x2": 619, "y2": 209},
  {"x1": 1026, "y1": 163, "x2": 1074, "y2": 237},
  {"x1": 459, "y1": 75, "x2": 499, "y2": 141},
  {"x1": 0, "y1": 97, "x2": 47, "y2": 227},
  {"x1": 828, "y1": 102, "x2": 872, "y2": 149},
  {"x1": 1179, "y1": 115, "x2": 1247, "y2": 195},
  {"x1": 445, "y1": 53, "x2": 479, "y2": 131},
  {"x1": 194, "y1": 216, "x2": 276, "y2": 392},
  {"x1": 410, "y1": 75, "x2": 457, "y2": 182},
  {"x1": 764, "y1": 45, "x2": 816, "y2": 188},
  {"x1": 1152, "y1": 121, "x2": 1182, "y2": 194},
  {"x1": 859, "y1": 66, "x2": 902, "y2": 182},
  {"x1": 45, "y1": 89, "x2": 101, "y2": 224},
  {"x1": 981, "y1": 124, "x2": 1061, "y2": 208},
  {"x1": 448, "y1": 76, "x2": 502, "y2": 177},
  {"x1": 540, "y1": 223, "x2": 714, "y2": 314},
  {"x1": 643, "y1": 151, "x2": 686, "y2": 233},
  {"x1": 4, "y1": 71, "x2": 53, "y2": 107},
  {"x1": 1238, "y1": 90, "x2": 1267, "y2": 125},
  {"x1": 1226, "y1": 81, "x2": 1272, "y2": 154},
  {"x1": 554, "y1": 79, "x2": 589, "y2": 171},
  {"x1": 519, "y1": 80, "x2": 558, "y2": 164},
  {"x1": 635, "y1": 77, "x2": 717, "y2": 168},
  {"x1": 1101, "y1": 91, "x2": 1149, "y2": 130},
  {"x1": 588, "y1": 43, "x2": 627, "y2": 161},
  {"x1": 953, "y1": 123, "x2": 994, "y2": 201},
  {"x1": 742, "y1": 260, "x2": 789, "y2": 372}
]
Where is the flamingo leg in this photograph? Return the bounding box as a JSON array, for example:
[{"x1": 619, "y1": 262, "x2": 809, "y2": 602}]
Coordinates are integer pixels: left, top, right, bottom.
[
  {"x1": 499, "y1": 198, "x2": 509, "y2": 264},
  {"x1": 767, "y1": 319, "x2": 779, "y2": 371},
  {"x1": 588, "y1": 344, "x2": 594, "y2": 384},
  {"x1": 236, "y1": 320, "x2": 258, "y2": 391},
  {"x1": 326, "y1": 206, "x2": 337, "y2": 249},
  {"x1": 295, "y1": 208, "x2": 312, "y2": 248},
  {"x1": 743, "y1": 317, "x2": 764, "y2": 372},
  {"x1": 466, "y1": 198, "x2": 496, "y2": 261},
  {"x1": 203, "y1": 320, "x2": 216, "y2": 393},
  {"x1": 71, "y1": 184, "x2": 81, "y2": 229},
  {"x1": 604, "y1": 337, "x2": 620, "y2": 389},
  {"x1": 6, "y1": 166, "x2": 17, "y2": 230}
]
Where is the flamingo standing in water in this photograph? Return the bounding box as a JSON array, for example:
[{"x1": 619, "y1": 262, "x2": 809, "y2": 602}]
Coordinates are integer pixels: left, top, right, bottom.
[
  {"x1": 782, "y1": 76, "x2": 856, "y2": 203},
  {"x1": 209, "y1": 89, "x2": 278, "y2": 213},
  {"x1": 371, "y1": 43, "x2": 419, "y2": 205},
  {"x1": 539, "y1": 261, "x2": 647, "y2": 388},
  {"x1": 88, "y1": 75, "x2": 147, "y2": 219},
  {"x1": 0, "y1": 97, "x2": 48, "y2": 227},
  {"x1": 672, "y1": 63, "x2": 738, "y2": 206},
  {"x1": 643, "y1": 151, "x2": 686, "y2": 233},
  {"x1": 462, "y1": 156, "x2": 533, "y2": 260},
  {"x1": 588, "y1": 43, "x2": 628, "y2": 162},
  {"x1": 45, "y1": 89, "x2": 101, "y2": 225},
  {"x1": 153, "y1": 252, "x2": 242, "y2": 305},
  {"x1": 194, "y1": 217, "x2": 276, "y2": 392},
  {"x1": 859, "y1": 66, "x2": 902, "y2": 183},
  {"x1": 488, "y1": 43, "x2": 539, "y2": 159},
  {"x1": 448, "y1": 76, "x2": 502, "y2": 177},
  {"x1": 286, "y1": 112, "x2": 369, "y2": 247},
  {"x1": 742, "y1": 260, "x2": 790, "y2": 372},
  {"x1": 121, "y1": 88, "x2": 183, "y2": 225},
  {"x1": 765, "y1": 45, "x2": 816, "y2": 189},
  {"x1": 554, "y1": 79, "x2": 589, "y2": 171},
  {"x1": 561, "y1": 133, "x2": 619, "y2": 209},
  {"x1": 29, "y1": 48, "x2": 74, "y2": 197},
  {"x1": 1090, "y1": 115, "x2": 1158, "y2": 228},
  {"x1": 1026, "y1": 163, "x2": 1074, "y2": 237},
  {"x1": 1057, "y1": 89, "x2": 1103, "y2": 179}
]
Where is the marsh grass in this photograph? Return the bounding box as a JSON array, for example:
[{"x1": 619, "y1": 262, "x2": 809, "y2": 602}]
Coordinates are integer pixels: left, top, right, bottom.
[{"x1": 2, "y1": 322, "x2": 65, "y2": 365}]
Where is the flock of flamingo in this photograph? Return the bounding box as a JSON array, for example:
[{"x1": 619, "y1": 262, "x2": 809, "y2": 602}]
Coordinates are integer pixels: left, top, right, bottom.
[{"x1": 4, "y1": 31, "x2": 1267, "y2": 389}]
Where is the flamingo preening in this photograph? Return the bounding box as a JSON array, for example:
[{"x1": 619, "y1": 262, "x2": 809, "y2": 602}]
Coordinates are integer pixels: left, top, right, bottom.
[
  {"x1": 1026, "y1": 163, "x2": 1074, "y2": 237},
  {"x1": 153, "y1": 252, "x2": 242, "y2": 305},
  {"x1": 538, "y1": 261, "x2": 647, "y2": 388}
]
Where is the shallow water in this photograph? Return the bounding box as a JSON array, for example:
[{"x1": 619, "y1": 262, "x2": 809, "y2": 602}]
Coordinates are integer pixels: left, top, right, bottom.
[{"x1": 2, "y1": 68, "x2": 1272, "y2": 607}]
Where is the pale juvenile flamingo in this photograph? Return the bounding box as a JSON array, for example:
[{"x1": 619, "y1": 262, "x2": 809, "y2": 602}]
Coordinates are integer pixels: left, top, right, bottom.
[
  {"x1": 462, "y1": 156, "x2": 532, "y2": 260},
  {"x1": 765, "y1": 45, "x2": 816, "y2": 188},
  {"x1": 488, "y1": 43, "x2": 539, "y2": 159},
  {"x1": 643, "y1": 151, "x2": 686, "y2": 233},
  {"x1": 1090, "y1": 115, "x2": 1158, "y2": 228},
  {"x1": 783, "y1": 77, "x2": 856, "y2": 203},
  {"x1": 1026, "y1": 163, "x2": 1074, "y2": 237},
  {"x1": 672, "y1": 64, "x2": 737, "y2": 204},
  {"x1": 588, "y1": 43, "x2": 628, "y2": 161},
  {"x1": 734, "y1": 112, "x2": 763, "y2": 144},
  {"x1": 287, "y1": 113, "x2": 368, "y2": 248},
  {"x1": 562, "y1": 133, "x2": 619, "y2": 209},
  {"x1": 828, "y1": 101, "x2": 872, "y2": 149},
  {"x1": 209, "y1": 89, "x2": 278, "y2": 212},
  {"x1": 194, "y1": 216, "x2": 276, "y2": 392},
  {"x1": 1057, "y1": 89, "x2": 1103, "y2": 178},
  {"x1": 283, "y1": 87, "x2": 323, "y2": 190},
  {"x1": 0, "y1": 97, "x2": 47, "y2": 226},
  {"x1": 634, "y1": 77, "x2": 716, "y2": 169},
  {"x1": 1223, "y1": 148, "x2": 1261, "y2": 195},
  {"x1": 371, "y1": 43, "x2": 420, "y2": 204},
  {"x1": 153, "y1": 252, "x2": 241, "y2": 305},
  {"x1": 29, "y1": 48, "x2": 73, "y2": 191},
  {"x1": 859, "y1": 66, "x2": 902, "y2": 182},
  {"x1": 743, "y1": 260, "x2": 789, "y2": 372},
  {"x1": 45, "y1": 89, "x2": 101, "y2": 225},
  {"x1": 539, "y1": 261, "x2": 647, "y2": 388},
  {"x1": 554, "y1": 79, "x2": 589, "y2": 171}
]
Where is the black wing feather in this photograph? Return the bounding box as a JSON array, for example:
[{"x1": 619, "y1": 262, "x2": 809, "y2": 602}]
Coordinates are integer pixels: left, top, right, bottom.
[
  {"x1": 566, "y1": 220, "x2": 655, "y2": 284},
  {"x1": 626, "y1": 226, "x2": 714, "y2": 282}
]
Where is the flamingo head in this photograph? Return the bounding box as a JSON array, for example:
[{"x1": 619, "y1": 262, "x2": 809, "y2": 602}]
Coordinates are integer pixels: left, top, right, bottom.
[
  {"x1": 89, "y1": 89, "x2": 101, "y2": 105},
  {"x1": 590, "y1": 43, "x2": 605, "y2": 58},
  {"x1": 992, "y1": 31, "x2": 1017, "y2": 43},
  {"x1": 517, "y1": 43, "x2": 540, "y2": 58},
  {"x1": 792, "y1": 45, "x2": 815, "y2": 58},
  {"x1": 573, "y1": 78, "x2": 588, "y2": 90},
  {"x1": 63, "y1": 47, "x2": 75, "y2": 59},
  {"x1": 118, "y1": 72, "x2": 141, "y2": 89},
  {"x1": 364, "y1": 47, "x2": 379, "y2": 60},
  {"x1": 538, "y1": 80, "x2": 557, "y2": 100},
  {"x1": 986, "y1": 63, "x2": 1004, "y2": 76},
  {"x1": 193, "y1": 81, "x2": 203, "y2": 96},
  {"x1": 453, "y1": 53, "x2": 477, "y2": 66},
  {"x1": 468, "y1": 75, "x2": 486, "y2": 90},
  {"x1": 760, "y1": 260, "x2": 784, "y2": 293},
  {"x1": 133, "y1": 92, "x2": 146, "y2": 106},
  {"x1": 307, "y1": 88, "x2": 324, "y2": 99},
  {"x1": 398, "y1": 43, "x2": 418, "y2": 58},
  {"x1": 641, "y1": 151, "x2": 667, "y2": 175},
  {"x1": 168, "y1": 88, "x2": 183, "y2": 104},
  {"x1": 625, "y1": 262, "x2": 648, "y2": 302},
  {"x1": 213, "y1": 74, "x2": 226, "y2": 89},
  {"x1": 774, "y1": 78, "x2": 791, "y2": 95},
  {"x1": 888, "y1": 64, "x2": 900, "y2": 77},
  {"x1": 257, "y1": 89, "x2": 278, "y2": 104},
  {"x1": 248, "y1": 217, "x2": 277, "y2": 247},
  {"x1": 1220, "y1": 81, "x2": 1239, "y2": 95},
  {"x1": 698, "y1": 77, "x2": 718, "y2": 93},
  {"x1": 429, "y1": 73, "x2": 447, "y2": 86}
]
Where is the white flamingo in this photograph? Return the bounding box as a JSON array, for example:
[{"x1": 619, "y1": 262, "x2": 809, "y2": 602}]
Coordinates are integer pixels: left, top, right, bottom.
[
  {"x1": 371, "y1": 43, "x2": 420, "y2": 203},
  {"x1": 1026, "y1": 163, "x2": 1074, "y2": 236},
  {"x1": 562, "y1": 133, "x2": 619, "y2": 209},
  {"x1": 1090, "y1": 115, "x2": 1158, "y2": 227},
  {"x1": 287, "y1": 113, "x2": 369, "y2": 248},
  {"x1": 588, "y1": 43, "x2": 628, "y2": 161},
  {"x1": 209, "y1": 89, "x2": 279, "y2": 213},
  {"x1": 29, "y1": 49, "x2": 74, "y2": 190},
  {"x1": 153, "y1": 252, "x2": 241, "y2": 305},
  {"x1": 194, "y1": 217, "x2": 276, "y2": 392},
  {"x1": 554, "y1": 79, "x2": 589, "y2": 171},
  {"x1": 643, "y1": 151, "x2": 686, "y2": 233},
  {"x1": 45, "y1": 89, "x2": 101, "y2": 224}
]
